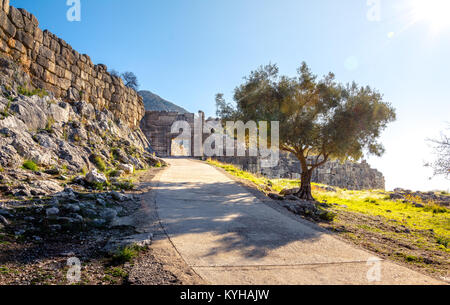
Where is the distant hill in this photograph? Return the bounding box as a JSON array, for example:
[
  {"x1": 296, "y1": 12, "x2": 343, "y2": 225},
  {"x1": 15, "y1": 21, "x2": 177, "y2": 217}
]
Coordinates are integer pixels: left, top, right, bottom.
[{"x1": 139, "y1": 90, "x2": 188, "y2": 114}]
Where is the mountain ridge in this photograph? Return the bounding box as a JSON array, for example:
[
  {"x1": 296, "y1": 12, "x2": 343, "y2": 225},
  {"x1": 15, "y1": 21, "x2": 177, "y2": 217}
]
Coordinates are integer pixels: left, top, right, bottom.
[{"x1": 139, "y1": 90, "x2": 188, "y2": 114}]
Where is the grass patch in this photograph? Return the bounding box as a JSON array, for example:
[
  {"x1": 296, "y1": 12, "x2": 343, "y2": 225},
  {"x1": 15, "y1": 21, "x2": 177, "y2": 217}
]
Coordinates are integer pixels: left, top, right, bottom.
[
  {"x1": 314, "y1": 189, "x2": 449, "y2": 239},
  {"x1": 92, "y1": 155, "x2": 106, "y2": 172},
  {"x1": 423, "y1": 203, "x2": 448, "y2": 214},
  {"x1": 22, "y1": 160, "x2": 39, "y2": 171},
  {"x1": 17, "y1": 86, "x2": 48, "y2": 98},
  {"x1": 105, "y1": 267, "x2": 128, "y2": 279},
  {"x1": 1, "y1": 100, "x2": 11, "y2": 119},
  {"x1": 317, "y1": 209, "x2": 337, "y2": 222},
  {"x1": 436, "y1": 236, "x2": 449, "y2": 248},
  {"x1": 87, "y1": 181, "x2": 109, "y2": 191},
  {"x1": 111, "y1": 148, "x2": 121, "y2": 160},
  {"x1": 206, "y1": 159, "x2": 450, "y2": 252},
  {"x1": 0, "y1": 266, "x2": 12, "y2": 274},
  {"x1": 111, "y1": 245, "x2": 145, "y2": 265},
  {"x1": 112, "y1": 179, "x2": 134, "y2": 191}
]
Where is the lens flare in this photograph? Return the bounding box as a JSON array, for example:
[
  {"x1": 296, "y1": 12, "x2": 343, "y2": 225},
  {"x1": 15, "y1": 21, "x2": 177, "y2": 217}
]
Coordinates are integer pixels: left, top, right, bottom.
[{"x1": 411, "y1": 0, "x2": 450, "y2": 32}]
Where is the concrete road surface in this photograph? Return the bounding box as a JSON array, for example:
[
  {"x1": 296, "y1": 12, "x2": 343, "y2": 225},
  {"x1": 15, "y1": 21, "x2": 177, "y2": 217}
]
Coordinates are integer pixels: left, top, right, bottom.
[{"x1": 153, "y1": 158, "x2": 443, "y2": 285}]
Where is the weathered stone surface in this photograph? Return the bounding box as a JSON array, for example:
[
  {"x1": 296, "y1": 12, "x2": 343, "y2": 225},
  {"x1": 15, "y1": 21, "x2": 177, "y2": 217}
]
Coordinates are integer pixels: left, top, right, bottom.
[
  {"x1": 46, "y1": 207, "x2": 59, "y2": 216},
  {"x1": 142, "y1": 111, "x2": 385, "y2": 191},
  {"x1": 118, "y1": 163, "x2": 134, "y2": 174},
  {"x1": 0, "y1": 3, "x2": 144, "y2": 129},
  {"x1": 8, "y1": 6, "x2": 24, "y2": 29},
  {"x1": 85, "y1": 169, "x2": 107, "y2": 184},
  {"x1": 3, "y1": 0, "x2": 10, "y2": 14}
]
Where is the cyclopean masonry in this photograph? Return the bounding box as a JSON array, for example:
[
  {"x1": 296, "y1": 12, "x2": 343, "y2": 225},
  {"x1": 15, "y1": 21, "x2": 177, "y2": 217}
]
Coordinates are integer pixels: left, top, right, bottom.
[{"x1": 0, "y1": 0, "x2": 144, "y2": 128}]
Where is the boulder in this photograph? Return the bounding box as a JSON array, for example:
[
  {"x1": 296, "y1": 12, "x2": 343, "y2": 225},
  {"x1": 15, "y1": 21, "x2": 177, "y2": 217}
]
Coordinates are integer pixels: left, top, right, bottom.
[
  {"x1": 280, "y1": 188, "x2": 300, "y2": 196},
  {"x1": 268, "y1": 193, "x2": 284, "y2": 200},
  {"x1": 46, "y1": 207, "x2": 59, "y2": 216},
  {"x1": 110, "y1": 191, "x2": 129, "y2": 202},
  {"x1": 0, "y1": 215, "x2": 9, "y2": 226},
  {"x1": 85, "y1": 169, "x2": 107, "y2": 184},
  {"x1": 118, "y1": 163, "x2": 134, "y2": 174},
  {"x1": 284, "y1": 194, "x2": 299, "y2": 201},
  {"x1": 100, "y1": 208, "x2": 118, "y2": 222}
]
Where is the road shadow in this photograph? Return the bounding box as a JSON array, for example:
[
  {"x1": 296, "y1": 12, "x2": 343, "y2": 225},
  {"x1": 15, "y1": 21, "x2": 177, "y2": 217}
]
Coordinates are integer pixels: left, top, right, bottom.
[{"x1": 155, "y1": 179, "x2": 325, "y2": 261}]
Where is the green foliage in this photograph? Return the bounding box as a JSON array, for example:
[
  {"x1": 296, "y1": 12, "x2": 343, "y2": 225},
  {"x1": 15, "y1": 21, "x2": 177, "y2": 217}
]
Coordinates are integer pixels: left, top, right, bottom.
[
  {"x1": 423, "y1": 203, "x2": 448, "y2": 214},
  {"x1": 111, "y1": 245, "x2": 144, "y2": 265},
  {"x1": 88, "y1": 181, "x2": 109, "y2": 191},
  {"x1": 216, "y1": 62, "x2": 396, "y2": 199},
  {"x1": 22, "y1": 160, "x2": 39, "y2": 171},
  {"x1": 111, "y1": 147, "x2": 121, "y2": 160},
  {"x1": 17, "y1": 86, "x2": 48, "y2": 98},
  {"x1": 92, "y1": 155, "x2": 106, "y2": 172},
  {"x1": 207, "y1": 159, "x2": 275, "y2": 193},
  {"x1": 80, "y1": 167, "x2": 87, "y2": 175},
  {"x1": 112, "y1": 179, "x2": 134, "y2": 191},
  {"x1": 317, "y1": 209, "x2": 337, "y2": 221},
  {"x1": 105, "y1": 267, "x2": 128, "y2": 279},
  {"x1": 45, "y1": 116, "x2": 55, "y2": 133},
  {"x1": 208, "y1": 159, "x2": 450, "y2": 245},
  {"x1": 314, "y1": 190, "x2": 449, "y2": 239},
  {"x1": 1, "y1": 100, "x2": 11, "y2": 119},
  {"x1": 436, "y1": 236, "x2": 449, "y2": 248}
]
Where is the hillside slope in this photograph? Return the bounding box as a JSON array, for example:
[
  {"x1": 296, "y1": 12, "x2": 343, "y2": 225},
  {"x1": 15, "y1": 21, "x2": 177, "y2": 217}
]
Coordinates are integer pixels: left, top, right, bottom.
[{"x1": 139, "y1": 90, "x2": 188, "y2": 113}]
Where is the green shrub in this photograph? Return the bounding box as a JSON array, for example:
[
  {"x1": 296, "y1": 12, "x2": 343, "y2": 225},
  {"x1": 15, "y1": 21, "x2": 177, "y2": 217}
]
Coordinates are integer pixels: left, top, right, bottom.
[
  {"x1": 423, "y1": 203, "x2": 448, "y2": 214},
  {"x1": 93, "y1": 155, "x2": 106, "y2": 172},
  {"x1": 1, "y1": 100, "x2": 11, "y2": 118},
  {"x1": 436, "y1": 236, "x2": 449, "y2": 248},
  {"x1": 111, "y1": 148, "x2": 121, "y2": 160},
  {"x1": 111, "y1": 245, "x2": 144, "y2": 265},
  {"x1": 80, "y1": 167, "x2": 88, "y2": 175},
  {"x1": 105, "y1": 267, "x2": 128, "y2": 278},
  {"x1": 112, "y1": 179, "x2": 134, "y2": 191},
  {"x1": 318, "y1": 210, "x2": 337, "y2": 222},
  {"x1": 45, "y1": 116, "x2": 55, "y2": 133},
  {"x1": 17, "y1": 86, "x2": 48, "y2": 98},
  {"x1": 88, "y1": 181, "x2": 109, "y2": 191},
  {"x1": 22, "y1": 160, "x2": 39, "y2": 171}
]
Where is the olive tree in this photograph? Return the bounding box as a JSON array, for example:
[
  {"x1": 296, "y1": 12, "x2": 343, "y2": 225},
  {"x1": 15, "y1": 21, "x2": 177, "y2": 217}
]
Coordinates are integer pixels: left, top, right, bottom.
[{"x1": 216, "y1": 62, "x2": 396, "y2": 200}]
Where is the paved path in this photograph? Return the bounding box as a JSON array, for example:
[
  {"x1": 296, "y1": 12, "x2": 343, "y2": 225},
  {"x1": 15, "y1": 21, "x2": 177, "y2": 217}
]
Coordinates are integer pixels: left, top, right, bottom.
[{"x1": 154, "y1": 158, "x2": 443, "y2": 285}]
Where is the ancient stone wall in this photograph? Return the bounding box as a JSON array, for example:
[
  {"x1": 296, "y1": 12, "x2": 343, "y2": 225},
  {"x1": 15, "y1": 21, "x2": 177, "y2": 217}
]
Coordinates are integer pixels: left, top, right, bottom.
[
  {"x1": 0, "y1": 0, "x2": 144, "y2": 128},
  {"x1": 141, "y1": 110, "x2": 386, "y2": 190},
  {"x1": 216, "y1": 152, "x2": 385, "y2": 190}
]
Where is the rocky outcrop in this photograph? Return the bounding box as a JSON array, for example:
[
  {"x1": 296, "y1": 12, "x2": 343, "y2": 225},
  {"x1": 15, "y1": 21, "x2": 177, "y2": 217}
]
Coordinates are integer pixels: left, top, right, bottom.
[
  {"x1": 0, "y1": 0, "x2": 144, "y2": 128},
  {"x1": 389, "y1": 188, "x2": 449, "y2": 207},
  {"x1": 0, "y1": 89, "x2": 165, "y2": 198}
]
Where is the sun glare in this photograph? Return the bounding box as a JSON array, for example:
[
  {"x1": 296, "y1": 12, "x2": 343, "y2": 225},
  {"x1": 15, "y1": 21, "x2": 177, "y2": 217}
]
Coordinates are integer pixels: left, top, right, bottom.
[{"x1": 411, "y1": 0, "x2": 450, "y2": 32}]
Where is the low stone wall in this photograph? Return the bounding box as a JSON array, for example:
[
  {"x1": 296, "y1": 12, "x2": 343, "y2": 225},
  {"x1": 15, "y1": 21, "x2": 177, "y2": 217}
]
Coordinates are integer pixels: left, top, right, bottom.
[
  {"x1": 0, "y1": 0, "x2": 144, "y2": 128},
  {"x1": 215, "y1": 152, "x2": 385, "y2": 191}
]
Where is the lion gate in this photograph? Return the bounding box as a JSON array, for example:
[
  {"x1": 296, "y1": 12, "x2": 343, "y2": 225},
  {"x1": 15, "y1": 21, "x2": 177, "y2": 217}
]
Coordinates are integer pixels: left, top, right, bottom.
[{"x1": 140, "y1": 111, "x2": 205, "y2": 157}]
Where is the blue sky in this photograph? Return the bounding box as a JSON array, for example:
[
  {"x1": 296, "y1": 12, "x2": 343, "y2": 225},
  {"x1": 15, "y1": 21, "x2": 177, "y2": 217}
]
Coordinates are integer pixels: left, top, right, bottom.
[{"x1": 11, "y1": 0, "x2": 450, "y2": 191}]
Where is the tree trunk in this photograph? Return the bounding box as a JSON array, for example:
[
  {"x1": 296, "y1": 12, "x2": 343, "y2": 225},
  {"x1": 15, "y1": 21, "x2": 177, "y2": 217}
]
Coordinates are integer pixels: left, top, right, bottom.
[{"x1": 297, "y1": 170, "x2": 314, "y2": 201}]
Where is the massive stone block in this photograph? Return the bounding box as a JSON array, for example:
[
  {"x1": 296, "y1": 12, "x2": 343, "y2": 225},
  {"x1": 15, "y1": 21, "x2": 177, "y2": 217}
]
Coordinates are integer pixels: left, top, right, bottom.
[
  {"x1": 2, "y1": 0, "x2": 10, "y2": 14},
  {"x1": 0, "y1": 3, "x2": 144, "y2": 129}
]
